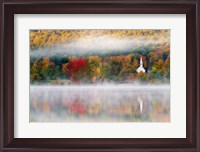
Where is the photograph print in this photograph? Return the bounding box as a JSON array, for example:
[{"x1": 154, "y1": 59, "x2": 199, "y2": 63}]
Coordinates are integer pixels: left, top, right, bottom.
[{"x1": 30, "y1": 29, "x2": 170, "y2": 122}]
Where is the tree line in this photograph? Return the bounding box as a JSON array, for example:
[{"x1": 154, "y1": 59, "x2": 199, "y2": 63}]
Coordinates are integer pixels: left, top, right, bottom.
[{"x1": 30, "y1": 49, "x2": 170, "y2": 84}]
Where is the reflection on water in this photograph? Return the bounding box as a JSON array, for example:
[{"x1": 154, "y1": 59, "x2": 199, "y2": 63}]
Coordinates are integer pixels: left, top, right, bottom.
[{"x1": 30, "y1": 85, "x2": 170, "y2": 122}]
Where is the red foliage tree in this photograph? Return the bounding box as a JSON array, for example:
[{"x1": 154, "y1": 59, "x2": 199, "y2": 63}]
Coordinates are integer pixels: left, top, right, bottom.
[
  {"x1": 67, "y1": 58, "x2": 86, "y2": 74},
  {"x1": 66, "y1": 58, "x2": 87, "y2": 81}
]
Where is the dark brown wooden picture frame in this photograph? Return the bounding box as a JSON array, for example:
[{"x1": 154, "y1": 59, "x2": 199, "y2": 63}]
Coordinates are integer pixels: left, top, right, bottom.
[{"x1": 0, "y1": 0, "x2": 200, "y2": 152}]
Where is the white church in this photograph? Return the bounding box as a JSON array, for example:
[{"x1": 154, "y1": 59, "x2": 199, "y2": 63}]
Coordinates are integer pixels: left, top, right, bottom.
[{"x1": 136, "y1": 57, "x2": 146, "y2": 73}]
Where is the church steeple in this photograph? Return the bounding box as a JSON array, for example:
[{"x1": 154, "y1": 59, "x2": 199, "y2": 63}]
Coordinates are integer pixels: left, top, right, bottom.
[
  {"x1": 136, "y1": 56, "x2": 145, "y2": 73},
  {"x1": 140, "y1": 57, "x2": 143, "y2": 67}
]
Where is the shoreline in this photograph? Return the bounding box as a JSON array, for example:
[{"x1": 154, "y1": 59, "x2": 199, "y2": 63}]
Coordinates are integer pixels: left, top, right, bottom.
[{"x1": 30, "y1": 84, "x2": 170, "y2": 90}]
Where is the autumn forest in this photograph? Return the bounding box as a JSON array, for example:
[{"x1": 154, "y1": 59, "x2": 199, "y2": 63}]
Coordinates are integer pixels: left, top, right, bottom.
[{"x1": 30, "y1": 30, "x2": 170, "y2": 84}]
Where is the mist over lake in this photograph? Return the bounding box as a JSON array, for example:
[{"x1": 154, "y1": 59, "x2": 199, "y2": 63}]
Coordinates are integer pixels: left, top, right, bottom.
[{"x1": 30, "y1": 85, "x2": 170, "y2": 122}]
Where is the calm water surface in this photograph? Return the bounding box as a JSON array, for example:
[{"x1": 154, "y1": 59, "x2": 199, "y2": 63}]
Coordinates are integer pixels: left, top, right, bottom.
[{"x1": 30, "y1": 85, "x2": 170, "y2": 122}]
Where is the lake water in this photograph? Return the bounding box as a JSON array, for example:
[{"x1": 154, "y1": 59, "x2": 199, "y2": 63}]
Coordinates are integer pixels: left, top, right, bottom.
[{"x1": 30, "y1": 85, "x2": 170, "y2": 122}]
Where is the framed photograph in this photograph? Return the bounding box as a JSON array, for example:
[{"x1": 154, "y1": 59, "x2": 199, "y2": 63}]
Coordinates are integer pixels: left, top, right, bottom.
[{"x1": 0, "y1": 0, "x2": 199, "y2": 151}]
